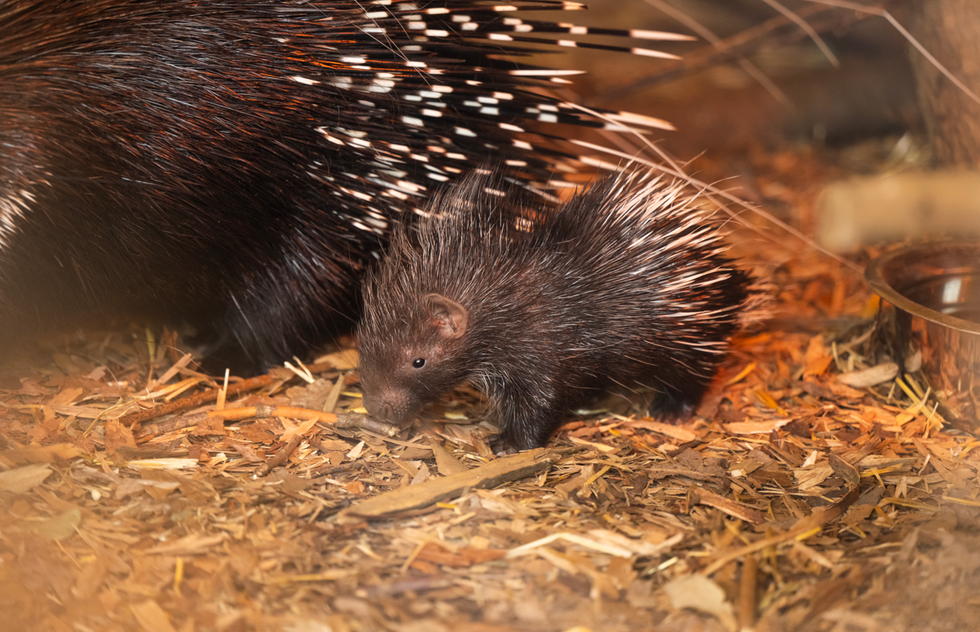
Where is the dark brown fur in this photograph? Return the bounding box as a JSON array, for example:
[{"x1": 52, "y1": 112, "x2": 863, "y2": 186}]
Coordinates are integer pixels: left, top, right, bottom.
[{"x1": 358, "y1": 169, "x2": 753, "y2": 451}]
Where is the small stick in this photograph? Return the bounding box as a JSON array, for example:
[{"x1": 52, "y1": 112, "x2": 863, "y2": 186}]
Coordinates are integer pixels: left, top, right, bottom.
[
  {"x1": 207, "y1": 405, "x2": 337, "y2": 424},
  {"x1": 216, "y1": 369, "x2": 230, "y2": 411},
  {"x1": 603, "y1": 3, "x2": 843, "y2": 98},
  {"x1": 122, "y1": 374, "x2": 275, "y2": 427},
  {"x1": 257, "y1": 433, "x2": 305, "y2": 476},
  {"x1": 701, "y1": 486, "x2": 859, "y2": 576},
  {"x1": 738, "y1": 553, "x2": 758, "y2": 630},
  {"x1": 135, "y1": 405, "x2": 340, "y2": 443},
  {"x1": 134, "y1": 413, "x2": 209, "y2": 442},
  {"x1": 121, "y1": 361, "x2": 336, "y2": 428}
]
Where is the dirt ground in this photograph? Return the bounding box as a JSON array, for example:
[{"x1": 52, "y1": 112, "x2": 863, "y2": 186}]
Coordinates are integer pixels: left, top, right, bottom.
[{"x1": 3, "y1": 2, "x2": 979, "y2": 631}]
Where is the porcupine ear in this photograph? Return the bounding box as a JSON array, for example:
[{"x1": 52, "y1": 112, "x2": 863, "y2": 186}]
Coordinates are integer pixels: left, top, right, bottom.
[{"x1": 424, "y1": 294, "x2": 468, "y2": 340}]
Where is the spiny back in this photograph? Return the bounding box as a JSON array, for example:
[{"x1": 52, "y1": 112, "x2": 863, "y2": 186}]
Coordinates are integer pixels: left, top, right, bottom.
[{"x1": 363, "y1": 168, "x2": 749, "y2": 349}]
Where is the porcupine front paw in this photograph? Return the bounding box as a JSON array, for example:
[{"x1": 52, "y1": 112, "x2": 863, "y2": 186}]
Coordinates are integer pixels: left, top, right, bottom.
[{"x1": 491, "y1": 406, "x2": 569, "y2": 453}]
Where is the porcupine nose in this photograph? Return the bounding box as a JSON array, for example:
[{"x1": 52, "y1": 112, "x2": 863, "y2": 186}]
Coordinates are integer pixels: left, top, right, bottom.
[
  {"x1": 362, "y1": 394, "x2": 394, "y2": 422},
  {"x1": 377, "y1": 403, "x2": 396, "y2": 422}
]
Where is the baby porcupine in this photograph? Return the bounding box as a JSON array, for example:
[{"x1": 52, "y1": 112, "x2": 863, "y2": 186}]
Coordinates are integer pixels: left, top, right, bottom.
[{"x1": 357, "y1": 168, "x2": 754, "y2": 451}]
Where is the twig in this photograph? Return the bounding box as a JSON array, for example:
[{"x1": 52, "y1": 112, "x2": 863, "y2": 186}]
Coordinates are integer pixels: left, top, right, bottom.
[
  {"x1": 135, "y1": 404, "x2": 341, "y2": 443},
  {"x1": 602, "y1": 3, "x2": 847, "y2": 100},
  {"x1": 121, "y1": 361, "x2": 337, "y2": 428},
  {"x1": 738, "y1": 552, "x2": 758, "y2": 629},
  {"x1": 122, "y1": 374, "x2": 274, "y2": 428},
  {"x1": 701, "y1": 486, "x2": 860, "y2": 576},
  {"x1": 257, "y1": 433, "x2": 305, "y2": 476},
  {"x1": 206, "y1": 405, "x2": 338, "y2": 424}
]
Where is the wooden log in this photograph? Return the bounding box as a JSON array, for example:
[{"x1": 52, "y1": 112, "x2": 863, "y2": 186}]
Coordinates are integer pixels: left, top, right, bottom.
[{"x1": 909, "y1": 0, "x2": 980, "y2": 167}]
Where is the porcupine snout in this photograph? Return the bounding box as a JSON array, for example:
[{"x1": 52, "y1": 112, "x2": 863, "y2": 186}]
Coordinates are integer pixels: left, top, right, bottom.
[
  {"x1": 363, "y1": 397, "x2": 393, "y2": 422},
  {"x1": 361, "y1": 389, "x2": 412, "y2": 426}
]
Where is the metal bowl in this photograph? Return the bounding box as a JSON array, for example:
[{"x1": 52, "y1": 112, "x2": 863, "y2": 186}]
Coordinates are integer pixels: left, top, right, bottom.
[{"x1": 865, "y1": 241, "x2": 980, "y2": 425}]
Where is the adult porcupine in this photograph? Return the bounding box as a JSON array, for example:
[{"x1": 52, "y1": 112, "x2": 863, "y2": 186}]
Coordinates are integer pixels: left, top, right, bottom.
[
  {"x1": 0, "y1": 0, "x2": 680, "y2": 371},
  {"x1": 357, "y1": 168, "x2": 754, "y2": 451}
]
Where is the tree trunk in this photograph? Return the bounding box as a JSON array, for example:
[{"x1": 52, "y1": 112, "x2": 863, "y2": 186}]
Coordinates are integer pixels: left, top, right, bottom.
[{"x1": 909, "y1": 0, "x2": 980, "y2": 167}]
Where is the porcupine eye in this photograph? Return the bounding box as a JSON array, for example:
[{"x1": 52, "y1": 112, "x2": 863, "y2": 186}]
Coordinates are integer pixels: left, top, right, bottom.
[{"x1": 412, "y1": 358, "x2": 426, "y2": 369}]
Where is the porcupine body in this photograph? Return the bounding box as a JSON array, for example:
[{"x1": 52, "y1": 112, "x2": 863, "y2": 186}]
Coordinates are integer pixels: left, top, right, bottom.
[
  {"x1": 357, "y1": 169, "x2": 754, "y2": 451},
  {"x1": 0, "y1": 0, "x2": 676, "y2": 371}
]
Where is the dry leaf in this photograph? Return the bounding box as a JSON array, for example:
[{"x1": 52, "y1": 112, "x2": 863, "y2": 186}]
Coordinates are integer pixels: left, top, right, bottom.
[
  {"x1": 664, "y1": 574, "x2": 737, "y2": 632},
  {"x1": 2, "y1": 444, "x2": 81, "y2": 464},
  {"x1": 838, "y1": 362, "x2": 899, "y2": 388},
  {"x1": 105, "y1": 418, "x2": 137, "y2": 455},
  {"x1": 19, "y1": 508, "x2": 81, "y2": 541},
  {"x1": 629, "y1": 420, "x2": 698, "y2": 443},
  {"x1": 724, "y1": 418, "x2": 793, "y2": 435},
  {"x1": 429, "y1": 438, "x2": 468, "y2": 476},
  {"x1": 314, "y1": 349, "x2": 359, "y2": 370},
  {"x1": 130, "y1": 599, "x2": 177, "y2": 632},
  {"x1": 0, "y1": 463, "x2": 53, "y2": 493},
  {"x1": 49, "y1": 386, "x2": 84, "y2": 406}
]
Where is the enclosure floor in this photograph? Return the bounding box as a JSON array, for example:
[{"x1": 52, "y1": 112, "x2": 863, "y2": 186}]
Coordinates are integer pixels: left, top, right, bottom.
[{"x1": 2, "y1": 138, "x2": 978, "y2": 632}]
